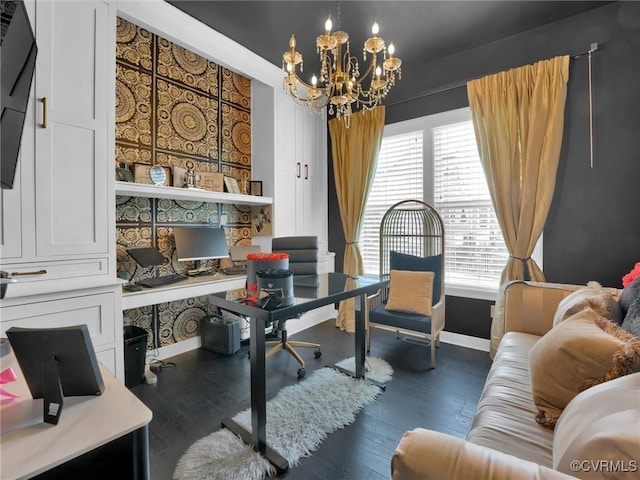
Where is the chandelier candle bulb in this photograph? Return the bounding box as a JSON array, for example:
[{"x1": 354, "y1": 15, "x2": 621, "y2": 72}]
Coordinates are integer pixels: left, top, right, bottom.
[{"x1": 372, "y1": 22, "x2": 379, "y2": 36}]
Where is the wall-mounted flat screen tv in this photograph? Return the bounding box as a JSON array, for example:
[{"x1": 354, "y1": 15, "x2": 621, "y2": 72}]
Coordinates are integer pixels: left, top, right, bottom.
[{"x1": 1, "y1": 0, "x2": 37, "y2": 189}]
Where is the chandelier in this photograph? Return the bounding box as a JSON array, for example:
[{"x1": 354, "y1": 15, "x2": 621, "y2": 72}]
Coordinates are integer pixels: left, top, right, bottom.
[{"x1": 282, "y1": 16, "x2": 402, "y2": 126}]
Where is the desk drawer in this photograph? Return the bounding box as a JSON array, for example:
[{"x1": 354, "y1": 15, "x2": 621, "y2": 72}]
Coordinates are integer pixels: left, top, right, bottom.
[
  {"x1": 3, "y1": 258, "x2": 109, "y2": 282},
  {"x1": 0, "y1": 292, "x2": 116, "y2": 349}
]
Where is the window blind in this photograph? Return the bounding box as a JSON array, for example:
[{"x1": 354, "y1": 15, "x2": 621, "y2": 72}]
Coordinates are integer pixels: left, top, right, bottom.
[
  {"x1": 361, "y1": 131, "x2": 423, "y2": 275},
  {"x1": 433, "y1": 120, "x2": 508, "y2": 290}
]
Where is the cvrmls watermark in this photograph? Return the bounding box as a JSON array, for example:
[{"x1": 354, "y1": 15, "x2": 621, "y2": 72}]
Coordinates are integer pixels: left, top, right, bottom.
[{"x1": 570, "y1": 460, "x2": 637, "y2": 473}]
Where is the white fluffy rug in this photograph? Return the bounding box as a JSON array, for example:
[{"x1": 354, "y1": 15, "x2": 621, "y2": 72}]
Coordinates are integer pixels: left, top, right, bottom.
[{"x1": 173, "y1": 357, "x2": 393, "y2": 480}]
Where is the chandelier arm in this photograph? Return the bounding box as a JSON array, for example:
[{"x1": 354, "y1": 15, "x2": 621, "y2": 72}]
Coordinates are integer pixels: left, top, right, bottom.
[
  {"x1": 350, "y1": 94, "x2": 385, "y2": 106},
  {"x1": 291, "y1": 73, "x2": 332, "y2": 92},
  {"x1": 351, "y1": 60, "x2": 377, "y2": 86},
  {"x1": 288, "y1": 92, "x2": 331, "y2": 110}
]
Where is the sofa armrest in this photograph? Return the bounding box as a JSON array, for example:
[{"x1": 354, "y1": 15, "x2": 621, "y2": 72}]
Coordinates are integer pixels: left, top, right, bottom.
[
  {"x1": 501, "y1": 281, "x2": 583, "y2": 337},
  {"x1": 392, "y1": 428, "x2": 576, "y2": 480}
]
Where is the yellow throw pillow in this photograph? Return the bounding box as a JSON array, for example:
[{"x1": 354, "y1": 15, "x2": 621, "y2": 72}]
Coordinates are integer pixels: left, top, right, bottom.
[
  {"x1": 385, "y1": 270, "x2": 435, "y2": 316},
  {"x1": 529, "y1": 307, "x2": 640, "y2": 429}
]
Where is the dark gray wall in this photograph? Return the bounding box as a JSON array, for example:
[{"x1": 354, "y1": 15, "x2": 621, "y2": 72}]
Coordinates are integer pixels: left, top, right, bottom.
[{"x1": 328, "y1": 2, "x2": 640, "y2": 339}]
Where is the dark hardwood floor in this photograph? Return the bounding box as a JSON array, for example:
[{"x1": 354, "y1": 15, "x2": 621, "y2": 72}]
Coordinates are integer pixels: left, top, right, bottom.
[
  {"x1": 36, "y1": 319, "x2": 491, "y2": 479},
  {"x1": 129, "y1": 319, "x2": 493, "y2": 480}
]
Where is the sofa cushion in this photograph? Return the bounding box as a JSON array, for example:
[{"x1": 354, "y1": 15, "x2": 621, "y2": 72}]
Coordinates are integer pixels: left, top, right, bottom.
[
  {"x1": 553, "y1": 372, "x2": 640, "y2": 479},
  {"x1": 619, "y1": 275, "x2": 640, "y2": 313},
  {"x1": 552, "y1": 281, "x2": 622, "y2": 327},
  {"x1": 529, "y1": 308, "x2": 640, "y2": 429},
  {"x1": 385, "y1": 270, "x2": 434, "y2": 316},
  {"x1": 620, "y1": 276, "x2": 640, "y2": 338},
  {"x1": 393, "y1": 428, "x2": 575, "y2": 480},
  {"x1": 390, "y1": 251, "x2": 442, "y2": 305},
  {"x1": 466, "y1": 332, "x2": 555, "y2": 467}
]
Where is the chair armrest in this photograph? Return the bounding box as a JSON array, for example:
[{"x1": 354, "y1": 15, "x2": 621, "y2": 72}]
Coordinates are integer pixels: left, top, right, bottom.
[
  {"x1": 392, "y1": 428, "x2": 576, "y2": 480},
  {"x1": 367, "y1": 290, "x2": 383, "y2": 308}
]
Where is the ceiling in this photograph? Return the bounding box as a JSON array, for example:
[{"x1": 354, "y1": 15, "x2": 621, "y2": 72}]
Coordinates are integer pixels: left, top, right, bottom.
[{"x1": 167, "y1": 1, "x2": 611, "y2": 104}]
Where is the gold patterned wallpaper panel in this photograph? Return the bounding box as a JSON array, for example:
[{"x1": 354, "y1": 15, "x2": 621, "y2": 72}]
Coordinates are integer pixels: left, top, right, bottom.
[{"x1": 115, "y1": 17, "x2": 253, "y2": 349}]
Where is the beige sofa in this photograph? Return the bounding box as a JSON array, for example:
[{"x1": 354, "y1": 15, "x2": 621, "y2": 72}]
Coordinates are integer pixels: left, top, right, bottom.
[{"x1": 392, "y1": 281, "x2": 640, "y2": 480}]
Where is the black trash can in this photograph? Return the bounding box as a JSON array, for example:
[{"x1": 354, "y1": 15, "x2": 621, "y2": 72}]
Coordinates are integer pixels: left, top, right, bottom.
[{"x1": 123, "y1": 325, "x2": 148, "y2": 388}]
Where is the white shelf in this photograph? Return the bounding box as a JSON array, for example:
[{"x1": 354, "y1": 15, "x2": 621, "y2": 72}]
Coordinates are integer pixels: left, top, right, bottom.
[{"x1": 115, "y1": 181, "x2": 273, "y2": 206}]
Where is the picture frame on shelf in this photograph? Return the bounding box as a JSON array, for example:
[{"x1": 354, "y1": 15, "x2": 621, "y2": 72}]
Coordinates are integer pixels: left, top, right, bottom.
[
  {"x1": 251, "y1": 205, "x2": 273, "y2": 236},
  {"x1": 199, "y1": 172, "x2": 224, "y2": 192},
  {"x1": 249, "y1": 180, "x2": 263, "y2": 197},
  {"x1": 172, "y1": 166, "x2": 187, "y2": 188},
  {"x1": 133, "y1": 163, "x2": 171, "y2": 186},
  {"x1": 223, "y1": 176, "x2": 241, "y2": 194},
  {"x1": 115, "y1": 163, "x2": 133, "y2": 182}
]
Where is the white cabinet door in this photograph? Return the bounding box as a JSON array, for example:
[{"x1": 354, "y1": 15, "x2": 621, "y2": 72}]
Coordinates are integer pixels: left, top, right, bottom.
[
  {"x1": 274, "y1": 94, "x2": 327, "y2": 245},
  {"x1": 274, "y1": 95, "x2": 299, "y2": 237},
  {"x1": 34, "y1": 0, "x2": 109, "y2": 257},
  {"x1": 298, "y1": 108, "x2": 327, "y2": 248}
]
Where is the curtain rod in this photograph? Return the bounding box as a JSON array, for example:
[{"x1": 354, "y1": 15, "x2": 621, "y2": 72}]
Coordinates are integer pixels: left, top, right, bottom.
[{"x1": 388, "y1": 43, "x2": 599, "y2": 107}]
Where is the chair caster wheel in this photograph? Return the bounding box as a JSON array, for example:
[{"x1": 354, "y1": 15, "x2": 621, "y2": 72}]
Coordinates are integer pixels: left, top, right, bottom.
[
  {"x1": 297, "y1": 368, "x2": 306, "y2": 379},
  {"x1": 314, "y1": 350, "x2": 322, "y2": 359}
]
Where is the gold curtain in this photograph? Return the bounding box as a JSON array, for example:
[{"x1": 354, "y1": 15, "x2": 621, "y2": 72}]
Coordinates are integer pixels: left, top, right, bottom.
[
  {"x1": 467, "y1": 55, "x2": 570, "y2": 357},
  {"x1": 329, "y1": 106, "x2": 386, "y2": 332}
]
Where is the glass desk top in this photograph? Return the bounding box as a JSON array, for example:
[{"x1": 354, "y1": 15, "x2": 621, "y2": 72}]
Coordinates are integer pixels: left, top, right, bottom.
[{"x1": 208, "y1": 272, "x2": 387, "y2": 322}]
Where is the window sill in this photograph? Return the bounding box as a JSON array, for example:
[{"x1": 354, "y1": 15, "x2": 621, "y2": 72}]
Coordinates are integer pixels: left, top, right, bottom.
[{"x1": 445, "y1": 285, "x2": 498, "y2": 301}]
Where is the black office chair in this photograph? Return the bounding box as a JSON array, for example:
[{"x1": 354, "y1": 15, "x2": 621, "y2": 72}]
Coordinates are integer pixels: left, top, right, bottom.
[{"x1": 267, "y1": 236, "x2": 322, "y2": 378}]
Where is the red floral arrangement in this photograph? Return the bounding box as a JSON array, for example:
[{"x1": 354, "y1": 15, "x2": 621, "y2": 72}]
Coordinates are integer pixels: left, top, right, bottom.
[
  {"x1": 246, "y1": 252, "x2": 289, "y2": 261},
  {"x1": 622, "y1": 262, "x2": 640, "y2": 288}
]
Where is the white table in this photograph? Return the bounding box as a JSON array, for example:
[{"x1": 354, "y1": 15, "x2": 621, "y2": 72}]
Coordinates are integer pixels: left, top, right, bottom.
[{"x1": 0, "y1": 351, "x2": 152, "y2": 479}]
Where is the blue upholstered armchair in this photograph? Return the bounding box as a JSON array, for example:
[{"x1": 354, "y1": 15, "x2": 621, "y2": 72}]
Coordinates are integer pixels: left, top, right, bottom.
[{"x1": 367, "y1": 200, "x2": 445, "y2": 369}]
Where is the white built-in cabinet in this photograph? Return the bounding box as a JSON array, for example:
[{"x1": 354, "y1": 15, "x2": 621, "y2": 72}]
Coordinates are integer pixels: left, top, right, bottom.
[
  {"x1": 1, "y1": 0, "x2": 113, "y2": 285},
  {"x1": 0, "y1": 0, "x2": 123, "y2": 380},
  {"x1": 271, "y1": 93, "x2": 335, "y2": 332},
  {"x1": 273, "y1": 93, "x2": 328, "y2": 252}
]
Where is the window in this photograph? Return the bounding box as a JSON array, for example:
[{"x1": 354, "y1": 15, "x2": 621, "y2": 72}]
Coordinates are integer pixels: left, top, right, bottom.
[
  {"x1": 361, "y1": 130, "x2": 423, "y2": 276},
  {"x1": 431, "y1": 115, "x2": 509, "y2": 296},
  {"x1": 362, "y1": 108, "x2": 533, "y2": 300}
]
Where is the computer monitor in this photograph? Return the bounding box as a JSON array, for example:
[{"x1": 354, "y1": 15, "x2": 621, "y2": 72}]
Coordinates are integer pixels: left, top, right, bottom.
[
  {"x1": 1, "y1": 0, "x2": 38, "y2": 189},
  {"x1": 173, "y1": 225, "x2": 229, "y2": 271},
  {"x1": 5, "y1": 324, "x2": 105, "y2": 426}
]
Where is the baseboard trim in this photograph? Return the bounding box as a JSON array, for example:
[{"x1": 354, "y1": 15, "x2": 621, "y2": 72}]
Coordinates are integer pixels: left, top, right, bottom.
[
  {"x1": 149, "y1": 318, "x2": 488, "y2": 361},
  {"x1": 150, "y1": 336, "x2": 202, "y2": 361},
  {"x1": 439, "y1": 331, "x2": 490, "y2": 352}
]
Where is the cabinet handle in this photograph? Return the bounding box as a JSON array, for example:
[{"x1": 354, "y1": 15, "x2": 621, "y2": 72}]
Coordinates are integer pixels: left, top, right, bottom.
[
  {"x1": 11, "y1": 269, "x2": 47, "y2": 277},
  {"x1": 305, "y1": 164, "x2": 309, "y2": 180},
  {"x1": 42, "y1": 97, "x2": 48, "y2": 128},
  {"x1": 296, "y1": 162, "x2": 301, "y2": 178}
]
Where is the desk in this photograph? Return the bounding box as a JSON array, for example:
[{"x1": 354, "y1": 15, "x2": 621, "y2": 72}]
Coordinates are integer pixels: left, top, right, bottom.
[
  {"x1": 122, "y1": 273, "x2": 246, "y2": 310},
  {"x1": 0, "y1": 352, "x2": 152, "y2": 479},
  {"x1": 208, "y1": 272, "x2": 388, "y2": 474}
]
